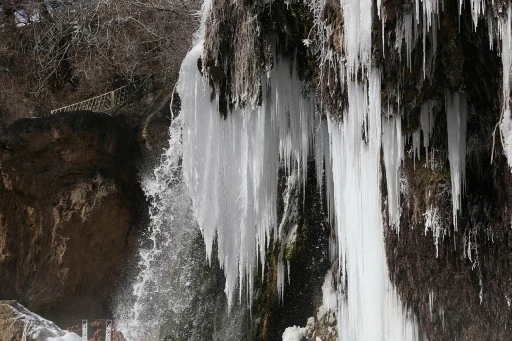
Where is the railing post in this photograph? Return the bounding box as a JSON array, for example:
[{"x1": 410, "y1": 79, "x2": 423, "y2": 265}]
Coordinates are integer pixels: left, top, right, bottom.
[
  {"x1": 110, "y1": 91, "x2": 115, "y2": 109},
  {"x1": 105, "y1": 320, "x2": 112, "y2": 341},
  {"x1": 81, "y1": 320, "x2": 88, "y2": 340}
]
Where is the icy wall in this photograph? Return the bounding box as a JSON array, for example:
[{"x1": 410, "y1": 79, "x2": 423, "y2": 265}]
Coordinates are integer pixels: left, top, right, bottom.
[{"x1": 134, "y1": 0, "x2": 512, "y2": 339}]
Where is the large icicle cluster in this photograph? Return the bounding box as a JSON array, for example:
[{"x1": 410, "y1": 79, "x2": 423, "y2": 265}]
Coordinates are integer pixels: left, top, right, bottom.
[
  {"x1": 179, "y1": 43, "x2": 314, "y2": 306},
  {"x1": 168, "y1": 0, "x2": 512, "y2": 339},
  {"x1": 321, "y1": 0, "x2": 420, "y2": 338}
]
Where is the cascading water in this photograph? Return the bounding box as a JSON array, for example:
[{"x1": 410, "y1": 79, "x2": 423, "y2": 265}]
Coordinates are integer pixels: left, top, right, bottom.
[
  {"x1": 114, "y1": 115, "x2": 200, "y2": 340},
  {"x1": 115, "y1": 114, "x2": 248, "y2": 340}
]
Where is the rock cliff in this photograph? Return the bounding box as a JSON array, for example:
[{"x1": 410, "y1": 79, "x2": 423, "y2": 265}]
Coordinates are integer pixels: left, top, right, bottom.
[{"x1": 0, "y1": 112, "x2": 144, "y2": 326}]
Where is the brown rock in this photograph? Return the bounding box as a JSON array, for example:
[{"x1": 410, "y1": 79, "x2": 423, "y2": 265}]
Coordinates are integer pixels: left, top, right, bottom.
[
  {"x1": 0, "y1": 112, "x2": 144, "y2": 327},
  {"x1": 0, "y1": 301, "x2": 25, "y2": 341}
]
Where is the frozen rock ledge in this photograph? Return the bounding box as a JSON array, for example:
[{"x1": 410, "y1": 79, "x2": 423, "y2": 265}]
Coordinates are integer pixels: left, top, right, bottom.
[{"x1": 0, "y1": 300, "x2": 81, "y2": 340}]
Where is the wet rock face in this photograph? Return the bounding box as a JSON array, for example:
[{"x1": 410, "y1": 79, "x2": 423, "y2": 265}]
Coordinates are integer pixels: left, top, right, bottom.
[
  {"x1": 254, "y1": 165, "x2": 331, "y2": 341},
  {"x1": 0, "y1": 112, "x2": 144, "y2": 326},
  {"x1": 388, "y1": 152, "x2": 512, "y2": 340}
]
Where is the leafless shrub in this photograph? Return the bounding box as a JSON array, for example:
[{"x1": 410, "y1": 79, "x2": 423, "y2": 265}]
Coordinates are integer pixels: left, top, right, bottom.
[{"x1": 0, "y1": 0, "x2": 200, "y2": 125}]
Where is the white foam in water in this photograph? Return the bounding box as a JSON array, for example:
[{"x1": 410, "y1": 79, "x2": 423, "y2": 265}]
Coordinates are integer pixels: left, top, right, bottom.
[
  {"x1": 382, "y1": 114, "x2": 404, "y2": 231},
  {"x1": 282, "y1": 325, "x2": 308, "y2": 341},
  {"x1": 445, "y1": 91, "x2": 468, "y2": 231},
  {"x1": 180, "y1": 42, "x2": 314, "y2": 307},
  {"x1": 115, "y1": 113, "x2": 201, "y2": 340}
]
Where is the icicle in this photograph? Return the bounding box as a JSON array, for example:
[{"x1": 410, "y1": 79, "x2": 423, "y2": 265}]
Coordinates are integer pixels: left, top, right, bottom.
[
  {"x1": 420, "y1": 101, "x2": 436, "y2": 167},
  {"x1": 460, "y1": 0, "x2": 486, "y2": 29},
  {"x1": 429, "y1": 289, "x2": 435, "y2": 319},
  {"x1": 408, "y1": 101, "x2": 437, "y2": 170},
  {"x1": 277, "y1": 258, "x2": 285, "y2": 302},
  {"x1": 396, "y1": 13, "x2": 414, "y2": 69},
  {"x1": 412, "y1": 130, "x2": 421, "y2": 166},
  {"x1": 396, "y1": 0, "x2": 441, "y2": 77},
  {"x1": 499, "y1": 7, "x2": 512, "y2": 169},
  {"x1": 445, "y1": 91, "x2": 468, "y2": 231},
  {"x1": 340, "y1": 0, "x2": 373, "y2": 77},
  {"x1": 382, "y1": 115, "x2": 404, "y2": 231},
  {"x1": 329, "y1": 69, "x2": 419, "y2": 341},
  {"x1": 423, "y1": 205, "x2": 443, "y2": 257},
  {"x1": 314, "y1": 115, "x2": 335, "y2": 225}
]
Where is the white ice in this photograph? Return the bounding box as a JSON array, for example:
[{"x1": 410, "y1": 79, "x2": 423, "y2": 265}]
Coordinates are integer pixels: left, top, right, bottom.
[
  {"x1": 382, "y1": 114, "x2": 404, "y2": 230},
  {"x1": 499, "y1": 8, "x2": 512, "y2": 170},
  {"x1": 328, "y1": 69, "x2": 419, "y2": 341},
  {"x1": 445, "y1": 91, "x2": 468, "y2": 231},
  {"x1": 179, "y1": 42, "x2": 314, "y2": 307}
]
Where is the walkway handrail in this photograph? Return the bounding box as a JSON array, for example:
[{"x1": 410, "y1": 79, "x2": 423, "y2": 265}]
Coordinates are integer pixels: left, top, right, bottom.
[{"x1": 50, "y1": 65, "x2": 175, "y2": 114}]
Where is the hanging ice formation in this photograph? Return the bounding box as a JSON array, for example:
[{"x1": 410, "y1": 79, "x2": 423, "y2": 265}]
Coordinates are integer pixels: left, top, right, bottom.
[
  {"x1": 328, "y1": 73, "x2": 419, "y2": 340},
  {"x1": 171, "y1": 0, "x2": 512, "y2": 339},
  {"x1": 179, "y1": 42, "x2": 314, "y2": 307},
  {"x1": 500, "y1": 7, "x2": 512, "y2": 169},
  {"x1": 324, "y1": 0, "x2": 419, "y2": 338},
  {"x1": 383, "y1": 115, "x2": 404, "y2": 231},
  {"x1": 174, "y1": 0, "x2": 421, "y2": 338},
  {"x1": 445, "y1": 91, "x2": 468, "y2": 231}
]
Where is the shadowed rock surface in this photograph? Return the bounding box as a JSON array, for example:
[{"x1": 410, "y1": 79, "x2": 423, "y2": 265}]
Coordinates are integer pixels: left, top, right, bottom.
[{"x1": 0, "y1": 112, "x2": 145, "y2": 326}]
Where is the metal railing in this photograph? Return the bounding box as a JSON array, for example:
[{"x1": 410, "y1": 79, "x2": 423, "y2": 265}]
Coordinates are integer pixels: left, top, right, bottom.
[
  {"x1": 51, "y1": 65, "x2": 175, "y2": 114},
  {"x1": 81, "y1": 319, "x2": 113, "y2": 341}
]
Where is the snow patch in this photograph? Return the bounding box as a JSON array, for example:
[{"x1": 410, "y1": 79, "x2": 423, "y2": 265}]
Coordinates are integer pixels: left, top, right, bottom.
[{"x1": 282, "y1": 325, "x2": 308, "y2": 341}]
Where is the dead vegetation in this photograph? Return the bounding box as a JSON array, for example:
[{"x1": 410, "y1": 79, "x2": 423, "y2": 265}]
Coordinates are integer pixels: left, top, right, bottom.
[{"x1": 0, "y1": 0, "x2": 200, "y2": 126}]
